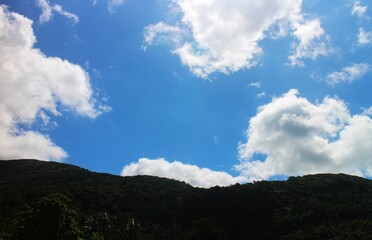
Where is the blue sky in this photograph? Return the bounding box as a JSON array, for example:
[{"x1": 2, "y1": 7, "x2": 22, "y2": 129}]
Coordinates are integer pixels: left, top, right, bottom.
[{"x1": 1, "y1": 0, "x2": 372, "y2": 187}]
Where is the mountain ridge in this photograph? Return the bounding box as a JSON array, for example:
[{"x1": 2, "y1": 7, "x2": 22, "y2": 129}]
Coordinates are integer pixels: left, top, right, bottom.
[{"x1": 1, "y1": 159, "x2": 372, "y2": 239}]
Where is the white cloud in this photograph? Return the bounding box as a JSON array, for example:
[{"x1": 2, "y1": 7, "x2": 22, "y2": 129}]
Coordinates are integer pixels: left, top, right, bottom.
[
  {"x1": 289, "y1": 18, "x2": 331, "y2": 67},
  {"x1": 352, "y1": 0, "x2": 367, "y2": 18},
  {"x1": 237, "y1": 89, "x2": 372, "y2": 181},
  {"x1": 53, "y1": 4, "x2": 79, "y2": 23},
  {"x1": 108, "y1": 0, "x2": 124, "y2": 12},
  {"x1": 37, "y1": 0, "x2": 53, "y2": 23},
  {"x1": 144, "y1": 0, "x2": 331, "y2": 77},
  {"x1": 121, "y1": 158, "x2": 240, "y2": 188},
  {"x1": 249, "y1": 82, "x2": 261, "y2": 88},
  {"x1": 358, "y1": 28, "x2": 372, "y2": 45},
  {"x1": 37, "y1": 0, "x2": 78, "y2": 24},
  {"x1": 256, "y1": 92, "x2": 267, "y2": 99},
  {"x1": 0, "y1": 6, "x2": 108, "y2": 161},
  {"x1": 292, "y1": 19, "x2": 324, "y2": 48},
  {"x1": 170, "y1": 0, "x2": 302, "y2": 77},
  {"x1": 143, "y1": 22, "x2": 184, "y2": 51},
  {"x1": 362, "y1": 107, "x2": 372, "y2": 116},
  {"x1": 326, "y1": 63, "x2": 371, "y2": 85}
]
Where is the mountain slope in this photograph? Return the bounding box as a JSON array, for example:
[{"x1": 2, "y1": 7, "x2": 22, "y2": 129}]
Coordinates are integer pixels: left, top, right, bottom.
[
  {"x1": 0, "y1": 159, "x2": 192, "y2": 225},
  {"x1": 1, "y1": 159, "x2": 372, "y2": 240}
]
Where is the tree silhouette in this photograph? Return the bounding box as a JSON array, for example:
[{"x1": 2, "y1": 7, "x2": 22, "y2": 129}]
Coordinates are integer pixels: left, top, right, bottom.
[
  {"x1": 123, "y1": 218, "x2": 148, "y2": 240},
  {"x1": 19, "y1": 193, "x2": 81, "y2": 240}
]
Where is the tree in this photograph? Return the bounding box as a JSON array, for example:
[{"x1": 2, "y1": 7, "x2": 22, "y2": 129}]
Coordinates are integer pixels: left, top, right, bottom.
[
  {"x1": 19, "y1": 193, "x2": 81, "y2": 240},
  {"x1": 0, "y1": 231, "x2": 16, "y2": 240},
  {"x1": 83, "y1": 212, "x2": 112, "y2": 240},
  {"x1": 186, "y1": 218, "x2": 229, "y2": 240},
  {"x1": 122, "y1": 218, "x2": 148, "y2": 240}
]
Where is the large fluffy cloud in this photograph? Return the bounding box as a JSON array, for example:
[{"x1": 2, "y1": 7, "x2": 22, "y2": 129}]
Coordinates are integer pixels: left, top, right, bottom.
[
  {"x1": 121, "y1": 158, "x2": 240, "y2": 188},
  {"x1": 144, "y1": 0, "x2": 331, "y2": 77},
  {"x1": 0, "y1": 6, "x2": 108, "y2": 161},
  {"x1": 124, "y1": 91, "x2": 372, "y2": 184},
  {"x1": 237, "y1": 89, "x2": 372, "y2": 181}
]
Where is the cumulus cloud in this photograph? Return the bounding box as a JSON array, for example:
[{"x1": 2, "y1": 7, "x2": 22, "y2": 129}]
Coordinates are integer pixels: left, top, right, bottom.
[
  {"x1": 0, "y1": 6, "x2": 108, "y2": 161},
  {"x1": 144, "y1": 0, "x2": 331, "y2": 77},
  {"x1": 237, "y1": 89, "x2": 372, "y2": 181},
  {"x1": 362, "y1": 107, "x2": 372, "y2": 116},
  {"x1": 37, "y1": 0, "x2": 78, "y2": 24},
  {"x1": 289, "y1": 19, "x2": 331, "y2": 67},
  {"x1": 352, "y1": 0, "x2": 367, "y2": 18},
  {"x1": 358, "y1": 28, "x2": 372, "y2": 45},
  {"x1": 326, "y1": 63, "x2": 371, "y2": 85},
  {"x1": 121, "y1": 158, "x2": 240, "y2": 188},
  {"x1": 108, "y1": 0, "x2": 124, "y2": 12}
]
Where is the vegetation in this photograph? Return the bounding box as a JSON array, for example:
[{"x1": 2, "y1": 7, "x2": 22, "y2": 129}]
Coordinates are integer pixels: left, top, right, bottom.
[
  {"x1": 1, "y1": 159, "x2": 372, "y2": 239},
  {"x1": 18, "y1": 193, "x2": 81, "y2": 240}
]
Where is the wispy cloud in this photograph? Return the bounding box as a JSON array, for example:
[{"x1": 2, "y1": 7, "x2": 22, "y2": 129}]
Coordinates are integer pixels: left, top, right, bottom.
[
  {"x1": 358, "y1": 28, "x2": 372, "y2": 45},
  {"x1": 326, "y1": 63, "x2": 371, "y2": 85},
  {"x1": 108, "y1": 0, "x2": 124, "y2": 12},
  {"x1": 249, "y1": 82, "x2": 261, "y2": 88},
  {"x1": 143, "y1": 22, "x2": 184, "y2": 51},
  {"x1": 53, "y1": 4, "x2": 79, "y2": 23},
  {"x1": 37, "y1": 0, "x2": 78, "y2": 24},
  {"x1": 352, "y1": 0, "x2": 367, "y2": 18},
  {"x1": 256, "y1": 92, "x2": 267, "y2": 99}
]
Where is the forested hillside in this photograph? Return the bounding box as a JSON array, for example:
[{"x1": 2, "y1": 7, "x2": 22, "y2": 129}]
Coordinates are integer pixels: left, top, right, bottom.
[{"x1": 1, "y1": 160, "x2": 372, "y2": 240}]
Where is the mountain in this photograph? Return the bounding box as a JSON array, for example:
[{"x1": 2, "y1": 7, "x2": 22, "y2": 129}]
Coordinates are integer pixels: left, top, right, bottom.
[{"x1": 1, "y1": 159, "x2": 372, "y2": 240}]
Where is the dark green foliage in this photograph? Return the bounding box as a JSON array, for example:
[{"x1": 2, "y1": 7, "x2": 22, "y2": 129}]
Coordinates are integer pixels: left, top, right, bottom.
[
  {"x1": 83, "y1": 212, "x2": 112, "y2": 240},
  {"x1": 185, "y1": 218, "x2": 229, "y2": 240},
  {"x1": 0, "y1": 232, "x2": 16, "y2": 240},
  {"x1": 19, "y1": 193, "x2": 81, "y2": 240},
  {"x1": 1, "y1": 160, "x2": 372, "y2": 240},
  {"x1": 122, "y1": 218, "x2": 148, "y2": 240}
]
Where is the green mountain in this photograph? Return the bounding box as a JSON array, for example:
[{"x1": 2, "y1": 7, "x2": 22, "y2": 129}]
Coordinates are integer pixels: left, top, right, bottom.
[{"x1": 1, "y1": 159, "x2": 372, "y2": 240}]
